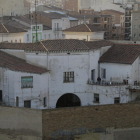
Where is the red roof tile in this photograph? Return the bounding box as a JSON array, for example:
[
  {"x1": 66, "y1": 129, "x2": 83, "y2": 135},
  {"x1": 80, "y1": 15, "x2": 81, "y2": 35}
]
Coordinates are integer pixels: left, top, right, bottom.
[
  {"x1": 63, "y1": 24, "x2": 104, "y2": 32},
  {"x1": 0, "y1": 50, "x2": 49, "y2": 74},
  {"x1": 99, "y1": 44, "x2": 140, "y2": 64},
  {"x1": 0, "y1": 23, "x2": 27, "y2": 33}
]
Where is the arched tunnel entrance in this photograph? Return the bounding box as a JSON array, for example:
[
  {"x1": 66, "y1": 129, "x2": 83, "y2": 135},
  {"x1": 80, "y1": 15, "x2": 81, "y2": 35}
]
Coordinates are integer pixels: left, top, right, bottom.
[{"x1": 56, "y1": 93, "x2": 81, "y2": 108}]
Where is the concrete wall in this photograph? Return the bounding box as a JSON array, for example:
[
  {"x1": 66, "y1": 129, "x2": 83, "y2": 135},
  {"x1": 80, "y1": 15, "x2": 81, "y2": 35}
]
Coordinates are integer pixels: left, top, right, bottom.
[
  {"x1": 0, "y1": 107, "x2": 42, "y2": 140},
  {"x1": 0, "y1": 0, "x2": 29, "y2": 17},
  {"x1": 80, "y1": 0, "x2": 125, "y2": 12},
  {"x1": 0, "y1": 32, "x2": 26, "y2": 43}
]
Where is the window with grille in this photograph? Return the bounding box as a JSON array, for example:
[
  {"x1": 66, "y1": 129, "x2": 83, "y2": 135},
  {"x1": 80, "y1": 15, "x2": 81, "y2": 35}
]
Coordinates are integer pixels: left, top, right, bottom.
[
  {"x1": 63, "y1": 72, "x2": 74, "y2": 82},
  {"x1": 114, "y1": 97, "x2": 120, "y2": 104},
  {"x1": 94, "y1": 94, "x2": 99, "y2": 103},
  {"x1": 21, "y1": 76, "x2": 33, "y2": 88}
]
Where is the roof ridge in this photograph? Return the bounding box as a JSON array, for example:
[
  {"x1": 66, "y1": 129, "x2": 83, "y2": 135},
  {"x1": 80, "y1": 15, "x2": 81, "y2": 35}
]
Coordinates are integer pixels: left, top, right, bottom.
[
  {"x1": 40, "y1": 41, "x2": 48, "y2": 51},
  {"x1": 1, "y1": 23, "x2": 9, "y2": 33},
  {"x1": 84, "y1": 23, "x2": 91, "y2": 32}
]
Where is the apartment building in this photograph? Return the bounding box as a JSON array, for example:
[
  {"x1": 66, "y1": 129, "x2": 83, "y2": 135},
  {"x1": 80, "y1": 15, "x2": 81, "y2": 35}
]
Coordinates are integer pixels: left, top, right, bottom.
[
  {"x1": 69, "y1": 14, "x2": 113, "y2": 39},
  {"x1": 131, "y1": 11, "x2": 140, "y2": 41},
  {"x1": 62, "y1": 0, "x2": 81, "y2": 12},
  {"x1": 0, "y1": 0, "x2": 30, "y2": 17}
]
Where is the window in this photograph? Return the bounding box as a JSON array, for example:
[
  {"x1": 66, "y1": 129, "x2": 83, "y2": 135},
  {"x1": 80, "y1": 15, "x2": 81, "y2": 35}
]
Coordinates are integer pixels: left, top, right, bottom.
[
  {"x1": 63, "y1": 72, "x2": 74, "y2": 82},
  {"x1": 94, "y1": 94, "x2": 99, "y2": 103},
  {"x1": 44, "y1": 97, "x2": 47, "y2": 106},
  {"x1": 44, "y1": 34, "x2": 46, "y2": 39},
  {"x1": 0, "y1": 90, "x2": 2, "y2": 101},
  {"x1": 33, "y1": 26, "x2": 36, "y2": 30},
  {"x1": 134, "y1": 25, "x2": 137, "y2": 29},
  {"x1": 101, "y1": 68, "x2": 106, "y2": 79},
  {"x1": 134, "y1": 33, "x2": 137, "y2": 37},
  {"x1": 37, "y1": 26, "x2": 40, "y2": 30},
  {"x1": 11, "y1": 40, "x2": 13, "y2": 43},
  {"x1": 91, "y1": 69, "x2": 95, "y2": 82},
  {"x1": 27, "y1": 34, "x2": 29, "y2": 41},
  {"x1": 48, "y1": 34, "x2": 50, "y2": 39},
  {"x1": 21, "y1": 76, "x2": 33, "y2": 88},
  {"x1": 134, "y1": 16, "x2": 137, "y2": 20},
  {"x1": 15, "y1": 40, "x2": 17, "y2": 43},
  {"x1": 19, "y1": 39, "x2": 21, "y2": 43},
  {"x1": 16, "y1": 96, "x2": 19, "y2": 107},
  {"x1": 114, "y1": 97, "x2": 120, "y2": 104},
  {"x1": 24, "y1": 100, "x2": 31, "y2": 108}
]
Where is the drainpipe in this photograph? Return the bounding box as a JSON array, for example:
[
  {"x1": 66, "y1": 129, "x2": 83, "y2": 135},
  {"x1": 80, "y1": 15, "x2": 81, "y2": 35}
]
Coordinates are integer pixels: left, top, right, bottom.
[{"x1": 98, "y1": 62, "x2": 100, "y2": 78}]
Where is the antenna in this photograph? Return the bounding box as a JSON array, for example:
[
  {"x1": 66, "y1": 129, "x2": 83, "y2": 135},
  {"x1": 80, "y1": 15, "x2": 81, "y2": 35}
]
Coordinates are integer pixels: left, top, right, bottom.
[{"x1": 35, "y1": 0, "x2": 37, "y2": 42}]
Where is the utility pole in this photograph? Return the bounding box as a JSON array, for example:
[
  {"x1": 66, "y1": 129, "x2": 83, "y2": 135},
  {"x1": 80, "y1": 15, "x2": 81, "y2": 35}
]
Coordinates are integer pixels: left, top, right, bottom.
[
  {"x1": 35, "y1": 0, "x2": 37, "y2": 42},
  {"x1": 1, "y1": 8, "x2": 3, "y2": 42}
]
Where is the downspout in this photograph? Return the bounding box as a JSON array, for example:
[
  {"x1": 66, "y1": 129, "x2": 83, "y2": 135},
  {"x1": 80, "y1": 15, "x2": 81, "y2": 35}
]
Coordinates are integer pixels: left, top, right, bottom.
[{"x1": 40, "y1": 41, "x2": 50, "y2": 108}]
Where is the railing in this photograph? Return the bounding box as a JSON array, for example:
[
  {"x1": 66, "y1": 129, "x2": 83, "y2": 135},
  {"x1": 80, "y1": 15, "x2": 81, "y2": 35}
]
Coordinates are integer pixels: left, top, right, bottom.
[
  {"x1": 53, "y1": 28, "x2": 62, "y2": 31},
  {"x1": 87, "y1": 81, "x2": 128, "y2": 86}
]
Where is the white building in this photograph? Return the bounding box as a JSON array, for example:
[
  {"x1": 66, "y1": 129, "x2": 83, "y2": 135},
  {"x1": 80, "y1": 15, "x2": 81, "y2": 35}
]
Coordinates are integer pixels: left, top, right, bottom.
[
  {"x1": 0, "y1": 49, "x2": 49, "y2": 109},
  {"x1": 0, "y1": 40, "x2": 139, "y2": 109},
  {"x1": 63, "y1": 24, "x2": 105, "y2": 41},
  {"x1": 0, "y1": 23, "x2": 27, "y2": 43}
]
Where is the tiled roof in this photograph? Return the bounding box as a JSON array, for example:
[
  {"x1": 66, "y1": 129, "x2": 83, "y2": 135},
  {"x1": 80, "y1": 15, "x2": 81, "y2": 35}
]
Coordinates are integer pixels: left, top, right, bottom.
[
  {"x1": 0, "y1": 23, "x2": 27, "y2": 33},
  {"x1": 0, "y1": 39, "x2": 113, "y2": 52},
  {"x1": 0, "y1": 42, "x2": 46, "y2": 52},
  {"x1": 13, "y1": 16, "x2": 52, "y2": 30},
  {"x1": 103, "y1": 9, "x2": 124, "y2": 15},
  {"x1": 4, "y1": 20, "x2": 30, "y2": 29},
  {"x1": 68, "y1": 14, "x2": 112, "y2": 20},
  {"x1": 0, "y1": 50, "x2": 49, "y2": 74},
  {"x1": 83, "y1": 40, "x2": 114, "y2": 49},
  {"x1": 36, "y1": 11, "x2": 67, "y2": 19},
  {"x1": 99, "y1": 44, "x2": 140, "y2": 64},
  {"x1": 63, "y1": 24, "x2": 104, "y2": 32},
  {"x1": 41, "y1": 39, "x2": 89, "y2": 51}
]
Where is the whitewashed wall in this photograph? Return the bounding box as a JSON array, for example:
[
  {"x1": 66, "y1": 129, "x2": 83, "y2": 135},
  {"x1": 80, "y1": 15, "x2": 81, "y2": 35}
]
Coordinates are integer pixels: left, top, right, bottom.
[
  {"x1": 100, "y1": 57, "x2": 140, "y2": 84},
  {"x1": 0, "y1": 68, "x2": 49, "y2": 109}
]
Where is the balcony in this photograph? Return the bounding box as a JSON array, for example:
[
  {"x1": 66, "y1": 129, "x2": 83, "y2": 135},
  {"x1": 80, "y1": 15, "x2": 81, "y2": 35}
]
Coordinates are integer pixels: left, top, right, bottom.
[
  {"x1": 87, "y1": 80, "x2": 128, "y2": 86},
  {"x1": 53, "y1": 28, "x2": 62, "y2": 32},
  {"x1": 126, "y1": 82, "x2": 140, "y2": 92}
]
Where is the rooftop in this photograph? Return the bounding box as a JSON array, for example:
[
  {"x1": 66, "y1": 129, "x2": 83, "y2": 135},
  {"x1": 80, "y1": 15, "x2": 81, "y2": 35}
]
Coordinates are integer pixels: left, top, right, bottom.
[
  {"x1": 0, "y1": 39, "x2": 113, "y2": 52},
  {"x1": 99, "y1": 44, "x2": 140, "y2": 64},
  {"x1": 0, "y1": 23, "x2": 27, "y2": 33},
  {"x1": 63, "y1": 24, "x2": 105, "y2": 32},
  {"x1": 0, "y1": 50, "x2": 49, "y2": 74}
]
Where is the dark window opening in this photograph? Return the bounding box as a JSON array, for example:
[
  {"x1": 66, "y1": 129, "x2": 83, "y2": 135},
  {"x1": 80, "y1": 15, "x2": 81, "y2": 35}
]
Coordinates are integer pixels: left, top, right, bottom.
[
  {"x1": 16, "y1": 96, "x2": 19, "y2": 107},
  {"x1": 114, "y1": 97, "x2": 120, "y2": 104},
  {"x1": 0, "y1": 90, "x2": 2, "y2": 101},
  {"x1": 94, "y1": 93, "x2": 99, "y2": 103},
  {"x1": 44, "y1": 97, "x2": 47, "y2": 107},
  {"x1": 56, "y1": 93, "x2": 81, "y2": 108},
  {"x1": 24, "y1": 100, "x2": 31, "y2": 108},
  {"x1": 91, "y1": 69, "x2": 95, "y2": 82}
]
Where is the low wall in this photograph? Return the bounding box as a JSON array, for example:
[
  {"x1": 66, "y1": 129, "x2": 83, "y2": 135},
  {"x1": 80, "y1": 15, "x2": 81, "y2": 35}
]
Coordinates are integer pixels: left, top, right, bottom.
[
  {"x1": 42, "y1": 103, "x2": 140, "y2": 139},
  {"x1": 0, "y1": 107, "x2": 42, "y2": 140}
]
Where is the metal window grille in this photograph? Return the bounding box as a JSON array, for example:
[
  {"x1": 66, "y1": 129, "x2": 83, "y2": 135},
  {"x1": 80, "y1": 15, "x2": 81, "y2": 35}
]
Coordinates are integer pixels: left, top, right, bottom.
[
  {"x1": 114, "y1": 97, "x2": 120, "y2": 104},
  {"x1": 21, "y1": 77, "x2": 33, "y2": 88},
  {"x1": 94, "y1": 94, "x2": 99, "y2": 102},
  {"x1": 63, "y1": 72, "x2": 74, "y2": 82}
]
